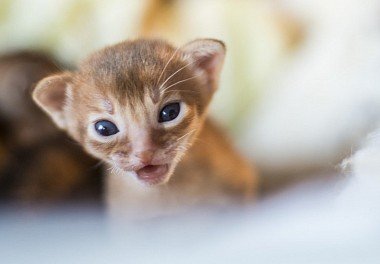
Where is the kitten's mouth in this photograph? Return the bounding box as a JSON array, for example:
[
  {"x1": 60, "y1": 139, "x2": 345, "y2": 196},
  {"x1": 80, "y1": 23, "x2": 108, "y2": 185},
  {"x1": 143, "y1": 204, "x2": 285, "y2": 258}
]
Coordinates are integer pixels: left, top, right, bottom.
[{"x1": 136, "y1": 164, "x2": 169, "y2": 185}]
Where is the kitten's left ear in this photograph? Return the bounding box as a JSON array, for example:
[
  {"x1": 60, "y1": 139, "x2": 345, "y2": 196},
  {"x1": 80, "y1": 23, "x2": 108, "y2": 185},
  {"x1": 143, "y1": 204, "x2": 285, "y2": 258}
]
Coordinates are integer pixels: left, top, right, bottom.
[
  {"x1": 181, "y1": 39, "x2": 226, "y2": 93},
  {"x1": 32, "y1": 73, "x2": 72, "y2": 129}
]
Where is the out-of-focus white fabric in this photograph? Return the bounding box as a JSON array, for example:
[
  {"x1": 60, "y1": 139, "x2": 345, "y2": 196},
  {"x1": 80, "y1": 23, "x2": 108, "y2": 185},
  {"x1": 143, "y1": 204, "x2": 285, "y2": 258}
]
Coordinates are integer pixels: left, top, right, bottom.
[{"x1": 241, "y1": 0, "x2": 380, "y2": 175}]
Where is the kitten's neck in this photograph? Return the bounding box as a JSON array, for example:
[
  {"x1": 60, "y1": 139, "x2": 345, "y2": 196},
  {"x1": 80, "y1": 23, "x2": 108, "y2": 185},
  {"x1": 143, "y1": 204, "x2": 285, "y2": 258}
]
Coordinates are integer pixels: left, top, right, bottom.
[
  {"x1": 106, "y1": 168, "x2": 180, "y2": 218},
  {"x1": 105, "y1": 167, "x2": 214, "y2": 220}
]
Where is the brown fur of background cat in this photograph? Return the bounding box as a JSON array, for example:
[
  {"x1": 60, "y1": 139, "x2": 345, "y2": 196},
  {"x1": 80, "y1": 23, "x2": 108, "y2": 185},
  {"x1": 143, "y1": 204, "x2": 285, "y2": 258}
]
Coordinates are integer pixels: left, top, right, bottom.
[
  {"x1": 0, "y1": 52, "x2": 102, "y2": 206},
  {"x1": 33, "y1": 39, "x2": 258, "y2": 217}
]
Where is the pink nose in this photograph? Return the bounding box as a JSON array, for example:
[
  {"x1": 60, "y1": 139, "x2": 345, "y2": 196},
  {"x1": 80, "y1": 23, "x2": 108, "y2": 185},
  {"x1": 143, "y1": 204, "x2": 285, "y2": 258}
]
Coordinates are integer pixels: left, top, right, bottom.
[{"x1": 135, "y1": 150, "x2": 155, "y2": 164}]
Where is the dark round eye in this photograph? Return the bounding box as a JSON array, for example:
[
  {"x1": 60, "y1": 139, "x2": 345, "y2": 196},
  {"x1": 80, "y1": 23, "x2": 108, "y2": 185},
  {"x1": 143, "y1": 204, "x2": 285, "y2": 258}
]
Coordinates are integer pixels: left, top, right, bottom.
[
  {"x1": 159, "y1": 102, "x2": 181, "y2": 123},
  {"x1": 94, "y1": 120, "x2": 119, "y2": 136}
]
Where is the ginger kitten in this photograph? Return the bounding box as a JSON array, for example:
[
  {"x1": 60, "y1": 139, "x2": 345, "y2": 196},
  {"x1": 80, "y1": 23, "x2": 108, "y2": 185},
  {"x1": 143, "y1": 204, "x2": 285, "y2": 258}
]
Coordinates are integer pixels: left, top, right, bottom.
[{"x1": 33, "y1": 39, "x2": 258, "y2": 217}]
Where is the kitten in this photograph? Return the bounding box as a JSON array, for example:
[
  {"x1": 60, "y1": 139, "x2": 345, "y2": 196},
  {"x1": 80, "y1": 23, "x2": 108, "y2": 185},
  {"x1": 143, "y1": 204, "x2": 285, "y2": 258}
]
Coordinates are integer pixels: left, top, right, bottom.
[
  {"x1": 32, "y1": 39, "x2": 258, "y2": 217},
  {"x1": 0, "y1": 52, "x2": 102, "y2": 206}
]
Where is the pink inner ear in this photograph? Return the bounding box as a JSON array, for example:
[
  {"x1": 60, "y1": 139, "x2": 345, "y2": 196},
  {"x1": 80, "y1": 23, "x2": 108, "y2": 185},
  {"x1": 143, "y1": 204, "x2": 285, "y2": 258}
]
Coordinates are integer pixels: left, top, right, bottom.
[
  {"x1": 181, "y1": 40, "x2": 226, "y2": 92},
  {"x1": 34, "y1": 74, "x2": 70, "y2": 114},
  {"x1": 192, "y1": 50, "x2": 224, "y2": 92},
  {"x1": 40, "y1": 85, "x2": 66, "y2": 111},
  {"x1": 197, "y1": 52, "x2": 222, "y2": 82}
]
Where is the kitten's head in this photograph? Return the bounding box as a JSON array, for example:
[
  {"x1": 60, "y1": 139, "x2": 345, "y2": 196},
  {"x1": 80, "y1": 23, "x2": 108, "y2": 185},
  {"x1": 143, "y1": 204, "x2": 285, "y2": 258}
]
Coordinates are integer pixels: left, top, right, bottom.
[{"x1": 33, "y1": 39, "x2": 225, "y2": 185}]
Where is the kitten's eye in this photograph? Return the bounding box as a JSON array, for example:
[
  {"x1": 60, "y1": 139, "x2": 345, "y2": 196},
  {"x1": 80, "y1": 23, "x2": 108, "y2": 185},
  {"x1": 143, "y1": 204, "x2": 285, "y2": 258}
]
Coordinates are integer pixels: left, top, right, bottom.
[
  {"x1": 159, "y1": 102, "x2": 180, "y2": 123},
  {"x1": 94, "y1": 120, "x2": 119, "y2": 136}
]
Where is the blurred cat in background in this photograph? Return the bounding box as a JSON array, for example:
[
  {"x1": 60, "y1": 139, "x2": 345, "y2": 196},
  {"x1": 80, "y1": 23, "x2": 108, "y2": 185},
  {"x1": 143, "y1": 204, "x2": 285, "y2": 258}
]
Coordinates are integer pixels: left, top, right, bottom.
[{"x1": 0, "y1": 52, "x2": 103, "y2": 207}]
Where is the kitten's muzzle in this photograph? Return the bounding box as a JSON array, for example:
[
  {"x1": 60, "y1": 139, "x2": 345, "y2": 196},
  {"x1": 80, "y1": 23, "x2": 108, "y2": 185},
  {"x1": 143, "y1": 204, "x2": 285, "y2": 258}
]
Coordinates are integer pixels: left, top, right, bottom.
[
  {"x1": 134, "y1": 150, "x2": 155, "y2": 165},
  {"x1": 112, "y1": 149, "x2": 172, "y2": 184},
  {"x1": 136, "y1": 164, "x2": 169, "y2": 185}
]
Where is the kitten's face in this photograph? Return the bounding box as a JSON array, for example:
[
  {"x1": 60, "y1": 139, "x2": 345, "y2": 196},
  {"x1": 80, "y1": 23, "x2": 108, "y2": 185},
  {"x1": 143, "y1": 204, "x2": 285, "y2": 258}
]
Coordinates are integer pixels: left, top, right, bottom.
[{"x1": 33, "y1": 39, "x2": 225, "y2": 185}]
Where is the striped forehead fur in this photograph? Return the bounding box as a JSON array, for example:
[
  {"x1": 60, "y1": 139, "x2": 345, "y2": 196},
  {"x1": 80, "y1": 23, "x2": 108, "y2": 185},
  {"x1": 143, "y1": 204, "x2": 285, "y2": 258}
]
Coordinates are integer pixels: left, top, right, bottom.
[{"x1": 77, "y1": 39, "x2": 204, "y2": 111}]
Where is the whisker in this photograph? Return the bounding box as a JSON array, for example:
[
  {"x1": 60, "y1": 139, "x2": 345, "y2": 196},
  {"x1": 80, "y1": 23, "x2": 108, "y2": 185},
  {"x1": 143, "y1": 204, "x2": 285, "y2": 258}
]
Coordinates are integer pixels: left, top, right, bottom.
[
  {"x1": 162, "y1": 89, "x2": 199, "y2": 95},
  {"x1": 115, "y1": 167, "x2": 124, "y2": 176},
  {"x1": 192, "y1": 137, "x2": 213, "y2": 147},
  {"x1": 156, "y1": 46, "x2": 181, "y2": 88},
  {"x1": 91, "y1": 160, "x2": 105, "y2": 169},
  {"x1": 109, "y1": 164, "x2": 124, "y2": 177},
  {"x1": 160, "y1": 74, "x2": 202, "y2": 94},
  {"x1": 174, "y1": 141, "x2": 193, "y2": 152},
  {"x1": 107, "y1": 162, "x2": 119, "y2": 176},
  {"x1": 176, "y1": 129, "x2": 196, "y2": 142},
  {"x1": 159, "y1": 57, "x2": 201, "y2": 91}
]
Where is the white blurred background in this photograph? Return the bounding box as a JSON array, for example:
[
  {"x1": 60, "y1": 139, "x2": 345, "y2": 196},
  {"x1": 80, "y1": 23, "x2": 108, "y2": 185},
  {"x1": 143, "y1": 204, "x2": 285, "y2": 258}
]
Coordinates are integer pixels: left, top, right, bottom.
[{"x1": 1, "y1": 0, "x2": 380, "y2": 262}]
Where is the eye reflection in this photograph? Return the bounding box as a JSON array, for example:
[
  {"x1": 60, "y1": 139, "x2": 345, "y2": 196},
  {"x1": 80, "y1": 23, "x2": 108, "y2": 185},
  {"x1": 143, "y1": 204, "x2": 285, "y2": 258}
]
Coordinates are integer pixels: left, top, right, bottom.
[
  {"x1": 94, "y1": 120, "x2": 119, "y2": 136},
  {"x1": 159, "y1": 102, "x2": 180, "y2": 123}
]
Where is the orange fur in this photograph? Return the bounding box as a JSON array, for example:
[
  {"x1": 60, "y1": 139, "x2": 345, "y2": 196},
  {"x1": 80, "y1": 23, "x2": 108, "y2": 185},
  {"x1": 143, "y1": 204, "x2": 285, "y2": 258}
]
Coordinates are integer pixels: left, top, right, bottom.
[{"x1": 33, "y1": 39, "x2": 258, "y2": 216}]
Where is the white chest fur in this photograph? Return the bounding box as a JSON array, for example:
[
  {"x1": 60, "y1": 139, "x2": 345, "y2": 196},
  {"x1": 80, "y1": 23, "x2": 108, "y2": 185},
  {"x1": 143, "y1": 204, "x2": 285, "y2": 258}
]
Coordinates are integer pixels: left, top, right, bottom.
[{"x1": 105, "y1": 169, "x2": 185, "y2": 219}]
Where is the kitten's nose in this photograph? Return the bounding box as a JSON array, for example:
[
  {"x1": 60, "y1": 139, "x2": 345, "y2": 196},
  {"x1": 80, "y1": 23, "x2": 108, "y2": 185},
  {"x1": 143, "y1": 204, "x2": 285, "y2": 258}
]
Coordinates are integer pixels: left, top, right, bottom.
[{"x1": 135, "y1": 150, "x2": 155, "y2": 164}]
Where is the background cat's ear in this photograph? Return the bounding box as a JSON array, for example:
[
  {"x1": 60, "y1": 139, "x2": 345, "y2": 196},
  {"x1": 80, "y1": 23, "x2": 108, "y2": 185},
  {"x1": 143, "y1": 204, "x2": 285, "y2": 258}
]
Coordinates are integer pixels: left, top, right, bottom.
[
  {"x1": 181, "y1": 39, "x2": 226, "y2": 93},
  {"x1": 32, "y1": 73, "x2": 72, "y2": 129}
]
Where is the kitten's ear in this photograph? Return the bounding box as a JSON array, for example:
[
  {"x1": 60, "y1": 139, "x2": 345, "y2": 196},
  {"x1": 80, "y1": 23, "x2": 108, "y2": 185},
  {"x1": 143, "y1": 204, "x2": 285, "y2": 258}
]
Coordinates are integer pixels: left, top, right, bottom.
[
  {"x1": 32, "y1": 73, "x2": 72, "y2": 129},
  {"x1": 181, "y1": 39, "x2": 226, "y2": 93}
]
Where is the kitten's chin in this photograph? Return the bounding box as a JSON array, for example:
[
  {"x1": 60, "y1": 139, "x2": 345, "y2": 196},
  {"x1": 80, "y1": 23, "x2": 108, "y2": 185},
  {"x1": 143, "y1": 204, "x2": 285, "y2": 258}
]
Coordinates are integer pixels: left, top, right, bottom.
[{"x1": 135, "y1": 164, "x2": 170, "y2": 186}]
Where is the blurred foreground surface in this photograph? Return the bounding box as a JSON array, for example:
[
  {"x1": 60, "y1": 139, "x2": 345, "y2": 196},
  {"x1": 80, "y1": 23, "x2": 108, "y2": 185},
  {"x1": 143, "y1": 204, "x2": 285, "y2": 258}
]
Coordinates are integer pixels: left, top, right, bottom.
[{"x1": 1, "y1": 171, "x2": 379, "y2": 264}]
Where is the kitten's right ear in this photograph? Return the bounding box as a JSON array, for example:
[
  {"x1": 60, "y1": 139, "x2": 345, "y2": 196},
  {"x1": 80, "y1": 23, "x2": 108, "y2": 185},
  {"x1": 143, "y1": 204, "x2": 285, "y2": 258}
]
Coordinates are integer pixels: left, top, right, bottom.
[
  {"x1": 181, "y1": 39, "x2": 226, "y2": 94},
  {"x1": 32, "y1": 73, "x2": 72, "y2": 129}
]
